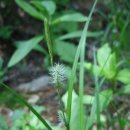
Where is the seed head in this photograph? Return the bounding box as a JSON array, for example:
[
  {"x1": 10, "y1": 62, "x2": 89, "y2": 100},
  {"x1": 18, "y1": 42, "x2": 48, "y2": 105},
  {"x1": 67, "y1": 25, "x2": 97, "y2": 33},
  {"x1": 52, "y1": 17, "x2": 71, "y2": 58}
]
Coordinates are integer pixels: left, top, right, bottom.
[{"x1": 49, "y1": 63, "x2": 66, "y2": 85}]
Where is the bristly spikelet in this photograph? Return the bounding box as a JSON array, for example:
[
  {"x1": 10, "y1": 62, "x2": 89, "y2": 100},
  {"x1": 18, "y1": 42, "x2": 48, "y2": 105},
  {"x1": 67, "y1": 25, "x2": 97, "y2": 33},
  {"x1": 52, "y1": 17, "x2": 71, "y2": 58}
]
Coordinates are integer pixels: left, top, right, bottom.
[
  {"x1": 57, "y1": 110, "x2": 64, "y2": 124},
  {"x1": 49, "y1": 63, "x2": 67, "y2": 85}
]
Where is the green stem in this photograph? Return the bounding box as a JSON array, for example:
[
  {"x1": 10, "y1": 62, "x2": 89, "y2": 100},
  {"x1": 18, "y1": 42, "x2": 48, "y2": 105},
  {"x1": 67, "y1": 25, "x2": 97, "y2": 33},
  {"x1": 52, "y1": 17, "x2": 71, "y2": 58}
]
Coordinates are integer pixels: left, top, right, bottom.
[
  {"x1": 79, "y1": 40, "x2": 85, "y2": 130},
  {"x1": 66, "y1": 0, "x2": 98, "y2": 129},
  {"x1": 44, "y1": 18, "x2": 53, "y2": 65},
  {"x1": 56, "y1": 84, "x2": 69, "y2": 130},
  {"x1": 93, "y1": 47, "x2": 100, "y2": 130}
]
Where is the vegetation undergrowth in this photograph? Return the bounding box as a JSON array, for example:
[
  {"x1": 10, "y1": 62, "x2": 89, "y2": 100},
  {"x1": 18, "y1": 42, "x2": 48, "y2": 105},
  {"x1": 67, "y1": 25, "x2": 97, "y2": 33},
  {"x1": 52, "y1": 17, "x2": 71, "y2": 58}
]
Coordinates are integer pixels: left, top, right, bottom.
[{"x1": 0, "y1": 0, "x2": 130, "y2": 130}]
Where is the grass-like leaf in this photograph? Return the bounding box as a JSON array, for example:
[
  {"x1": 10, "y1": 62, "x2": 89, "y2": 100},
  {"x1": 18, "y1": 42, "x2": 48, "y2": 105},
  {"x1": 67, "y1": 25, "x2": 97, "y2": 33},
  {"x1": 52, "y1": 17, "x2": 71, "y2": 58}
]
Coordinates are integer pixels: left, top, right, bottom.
[
  {"x1": 66, "y1": 0, "x2": 98, "y2": 130},
  {"x1": 0, "y1": 82, "x2": 53, "y2": 130},
  {"x1": 57, "y1": 31, "x2": 103, "y2": 40}
]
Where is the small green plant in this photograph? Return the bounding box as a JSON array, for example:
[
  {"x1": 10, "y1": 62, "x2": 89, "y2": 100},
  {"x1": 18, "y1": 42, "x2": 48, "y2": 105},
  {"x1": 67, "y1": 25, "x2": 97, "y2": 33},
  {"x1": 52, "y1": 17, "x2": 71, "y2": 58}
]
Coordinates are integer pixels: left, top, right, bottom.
[
  {"x1": 1, "y1": 0, "x2": 130, "y2": 130},
  {"x1": 85, "y1": 43, "x2": 130, "y2": 129},
  {"x1": 85, "y1": 43, "x2": 130, "y2": 90},
  {"x1": 0, "y1": 106, "x2": 61, "y2": 130},
  {"x1": 1, "y1": 0, "x2": 99, "y2": 130},
  {"x1": 8, "y1": 0, "x2": 102, "y2": 67}
]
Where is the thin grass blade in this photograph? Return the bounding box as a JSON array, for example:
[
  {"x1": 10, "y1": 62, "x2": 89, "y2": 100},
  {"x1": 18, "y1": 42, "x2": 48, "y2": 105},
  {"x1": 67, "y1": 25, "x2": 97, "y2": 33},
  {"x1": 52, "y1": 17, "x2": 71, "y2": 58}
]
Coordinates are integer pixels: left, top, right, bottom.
[
  {"x1": 0, "y1": 82, "x2": 53, "y2": 130},
  {"x1": 66, "y1": 1, "x2": 98, "y2": 129}
]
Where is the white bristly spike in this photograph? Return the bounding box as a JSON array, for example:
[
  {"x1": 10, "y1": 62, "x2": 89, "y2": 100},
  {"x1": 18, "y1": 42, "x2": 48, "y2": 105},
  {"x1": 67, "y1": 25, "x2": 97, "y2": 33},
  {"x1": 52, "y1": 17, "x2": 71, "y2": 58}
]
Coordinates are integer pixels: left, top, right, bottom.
[{"x1": 49, "y1": 63, "x2": 67, "y2": 85}]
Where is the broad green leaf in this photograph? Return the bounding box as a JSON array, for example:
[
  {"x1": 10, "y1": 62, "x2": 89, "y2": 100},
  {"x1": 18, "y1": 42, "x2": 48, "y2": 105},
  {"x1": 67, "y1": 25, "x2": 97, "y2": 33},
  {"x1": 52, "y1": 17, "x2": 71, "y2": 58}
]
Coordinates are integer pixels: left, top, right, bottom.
[
  {"x1": 58, "y1": 31, "x2": 103, "y2": 40},
  {"x1": 97, "y1": 44, "x2": 111, "y2": 67},
  {"x1": 62, "y1": 91, "x2": 80, "y2": 130},
  {"x1": 116, "y1": 69, "x2": 130, "y2": 84},
  {"x1": 118, "y1": 84, "x2": 130, "y2": 94},
  {"x1": 54, "y1": 40, "x2": 77, "y2": 63},
  {"x1": 97, "y1": 44, "x2": 117, "y2": 79},
  {"x1": 85, "y1": 55, "x2": 117, "y2": 79},
  {"x1": 103, "y1": 53, "x2": 117, "y2": 79},
  {"x1": 52, "y1": 13, "x2": 88, "y2": 24},
  {"x1": 15, "y1": 0, "x2": 44, "y2": 21},
  {"x1": 8, "y1": 36, "x2": 43, "y2": 67},
  {"x1": 31, "y1": 0, "x2": 56, "y2": 16}
]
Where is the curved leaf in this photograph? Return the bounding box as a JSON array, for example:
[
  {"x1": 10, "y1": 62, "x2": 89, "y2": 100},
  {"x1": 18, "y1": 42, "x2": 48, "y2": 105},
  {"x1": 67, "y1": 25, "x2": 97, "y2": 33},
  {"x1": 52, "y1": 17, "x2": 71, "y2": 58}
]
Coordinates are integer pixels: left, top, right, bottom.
[
  {"x1": 31, "y1": 0, "x2": 56, "y2": 16},
  {"x1": 8, "y1": 35, "x2": 43, "y2": 67},
  {"x1": 42, "y1": 1, "x2": 56, "y2": 15},
  {"x1": 15, "y1": 0, "x2": 44, "y2": 21},
  {"x1": 116, "y1": 69, "x2": 130, "y2": 84},
  {"x1": 97, "y1": 44, "x2": 111, "y2": 67},
  {"x1": 118, "y1": 84, "x2": 130, "y2": 94},
  {"x1": 52, "y1": 13, "x2": 88, "y2": 24},
  {"x1": 97, "y1": 44, "x2": 117, "y2": 79},
  {"x1": 0, "y1": 82, "x2": 53, "y2": 130},
  {"x1": 58, "y1": 31, "x2": 103, "y2": 40}
]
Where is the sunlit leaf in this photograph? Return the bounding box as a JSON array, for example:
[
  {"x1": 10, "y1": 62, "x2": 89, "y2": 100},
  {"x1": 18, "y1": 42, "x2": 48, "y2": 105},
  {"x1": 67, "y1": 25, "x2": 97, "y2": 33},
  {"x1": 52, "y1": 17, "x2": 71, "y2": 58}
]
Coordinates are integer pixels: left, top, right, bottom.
[
  {"x1": 103, "y1": 53, "x2": 117, "y2": 79},
  {"x1": 118, "y1": 84, "x2": 130, "y2": 94},
  {"x1": 97, "y1": 44, "x2": 117, "y2": 79},
  {"x1": 97, "y1": 44, "x2": 111, "y2": 68},
  {"x1": 116, "y1": 69, "x2": 130, "y2": 84}
]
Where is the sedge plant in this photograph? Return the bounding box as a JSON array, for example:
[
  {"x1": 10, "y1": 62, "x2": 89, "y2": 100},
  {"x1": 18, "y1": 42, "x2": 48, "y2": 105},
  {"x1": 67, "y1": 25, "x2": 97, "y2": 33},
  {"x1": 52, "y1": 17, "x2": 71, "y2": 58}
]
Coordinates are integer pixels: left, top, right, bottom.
[
  {"x1": 0, "y1": 0, "x2": 100, "y2": 130},
  {"x1": 66, "y1": 0, "x2": 98, "y2": 130}
]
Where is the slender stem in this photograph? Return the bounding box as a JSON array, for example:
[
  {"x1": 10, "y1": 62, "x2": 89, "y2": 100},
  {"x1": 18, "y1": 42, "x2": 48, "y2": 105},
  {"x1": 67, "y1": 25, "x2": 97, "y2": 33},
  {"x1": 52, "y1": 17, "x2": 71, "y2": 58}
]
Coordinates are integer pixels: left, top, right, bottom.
[
  {"x1": 79, "y1": 40, "x2": 85, "y2": 130},
  {"x1": 56, "y1": 84, "x2": 69, "y2": 130},
  {"x1": 66, "y1": 1, "x2": 98, "y2": 128},
  {"x1": 93, "y1": 47, "x2": 101, "y2": 130},
  {"x1": 66, "y1": 43, "x2": 81, "y2": 123},
  {"x1": 44, "y1": 18, "x2": 53, "y2": 65},
  {"x1": 78, "y1": 0, "x2": 98, "y2": 129}
]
